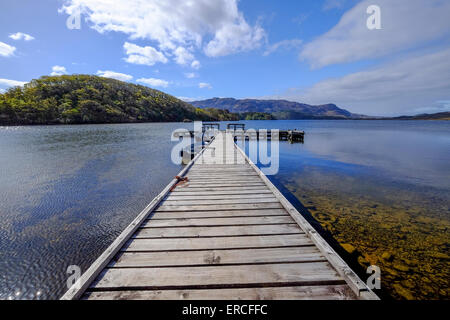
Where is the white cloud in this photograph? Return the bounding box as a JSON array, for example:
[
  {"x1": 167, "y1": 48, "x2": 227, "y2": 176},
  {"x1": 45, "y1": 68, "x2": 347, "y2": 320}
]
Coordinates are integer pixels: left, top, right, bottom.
[
  {"x1": 0, "y1": 42, "x2": 16, "y2": 57},
  {"x1": 97, "y1": 70, "x2": 133, "y2": 81},
  {"x1": 264, "y1": 39, "x2": 302, "y2": 56},
  {"x1": 178, "y1": 96, "x2": 202, "y2": 102},
  {"x1": 60, "y1": 0, "x2": 265, "y2": 62},
  {"x1": 137, "y1": 78, "x2": 169, "y2": 88},
  {"x1": 281, "y1": 48, "x2": 450, "y2": 116},
  {"x1": 300, "y1": 0, "x2": 450, "y2": 68},
  {"x1": 50, "y1": 65, "x2": 67, "y2": 76},
  {"x1": 185, "y1": 72, "x2": 197, "y2": 79},
  {"x1": 0, "y1": 89, "x2": 5, "y2": 94},
  {"x1": 123, "y1": 42, "x2": 168, "y2": 66},
  {"x1": 199, "y1": 82, "x2": 212, "y2": 89},
  {"x1": 0, "y1": 78, "x2": 27, "y2": 87},
  {"x1": 204, "y1": 16, "x2": 265, "y2": 57},
  {"x1": 173, "y1": 47, "x2": 194, "y2": 65},
  {"x1": 9, "y1": 32, "x2": 35, "y2": 41},
  {"x1": 191, "y1": 60, "x2": 201, "y2": 70}
]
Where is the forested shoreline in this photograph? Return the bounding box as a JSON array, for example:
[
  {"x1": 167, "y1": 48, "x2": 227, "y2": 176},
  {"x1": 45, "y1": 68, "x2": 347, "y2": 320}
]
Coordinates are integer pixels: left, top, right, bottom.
[{"x1": 0, "y1": 75, "x2": 240, "y2": 125}]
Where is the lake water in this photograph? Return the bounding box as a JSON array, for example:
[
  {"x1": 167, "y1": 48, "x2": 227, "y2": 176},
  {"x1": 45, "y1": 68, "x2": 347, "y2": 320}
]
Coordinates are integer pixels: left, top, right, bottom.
[{"x1": 0, "y1": 121, "x2": 449, "y2": 299}]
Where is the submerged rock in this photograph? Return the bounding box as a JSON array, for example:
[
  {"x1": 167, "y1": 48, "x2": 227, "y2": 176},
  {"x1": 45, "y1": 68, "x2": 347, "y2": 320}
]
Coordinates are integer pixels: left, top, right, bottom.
[
  {"x1": 341, "y1": 243, "x2": 356, "y2": 254},
  {"x1": 393, "y1": 262, "x2": 410, "y2": 272},
  {"x1": 357, "y1": 255, "x2": 370, "y2": 267},
  {"x1": 430, "y1": 252, "x2": 449, "y2": 260},
  {"x1": 393, "y1": 284, "x2": 415, "y2": 300},
  {"x1": 381, "y1": 251, "x2": 394, "y2": 261}
]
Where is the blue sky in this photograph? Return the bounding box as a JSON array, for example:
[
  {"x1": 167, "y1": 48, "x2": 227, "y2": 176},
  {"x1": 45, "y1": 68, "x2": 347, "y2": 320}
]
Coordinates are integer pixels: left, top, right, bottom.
[{"x1": 1, "y1": 0, "x2": 449, "y2": 116}]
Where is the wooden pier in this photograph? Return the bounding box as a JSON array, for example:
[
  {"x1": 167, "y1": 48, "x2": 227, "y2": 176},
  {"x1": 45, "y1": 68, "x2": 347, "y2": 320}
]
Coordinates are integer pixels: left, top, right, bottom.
[
  {"x1": 62, "y1": 132, "x2": 377, "y2": 300},
  {"x1": 173, "y1": 127, "x2": 305, "y2": 143}
]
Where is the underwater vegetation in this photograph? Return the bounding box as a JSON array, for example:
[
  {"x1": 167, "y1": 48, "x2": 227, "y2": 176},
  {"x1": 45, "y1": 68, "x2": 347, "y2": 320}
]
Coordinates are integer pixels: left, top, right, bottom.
[{"x1": 282, "y1": 169, "x2": 449, "y2": 300}]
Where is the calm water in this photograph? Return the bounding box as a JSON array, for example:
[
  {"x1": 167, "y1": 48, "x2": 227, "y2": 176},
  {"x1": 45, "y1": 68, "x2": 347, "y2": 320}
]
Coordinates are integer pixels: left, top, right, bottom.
[
  {"x1": 0, "y1": 120, "x2": 449, "y2": 299},
  {"x1": 0, "y1": 123, "x2": 186, "y2": 300}
]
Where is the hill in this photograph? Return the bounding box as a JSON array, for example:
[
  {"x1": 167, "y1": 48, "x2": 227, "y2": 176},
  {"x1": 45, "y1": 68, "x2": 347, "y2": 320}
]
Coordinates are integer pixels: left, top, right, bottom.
[
  {"x1": 190, "y1": 97, "x2": 359, "y2": 119},
  {"x1": 0, "y1": 75, "x2": 239, "y2": 125},
  {"x1": 390, "y1": 112, "x2": 450, "y2": 120}
]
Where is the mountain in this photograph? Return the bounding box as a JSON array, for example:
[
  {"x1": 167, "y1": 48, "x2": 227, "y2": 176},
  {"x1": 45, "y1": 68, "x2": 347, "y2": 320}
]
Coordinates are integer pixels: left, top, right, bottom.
[
  {"x1": 190, "y1": 97, "x2": 360, "y2": 119},
  {"x1": 3, "y1": 78, "x2": 445, "y2": 125},
  {"x1": 389, "y1": 112, "x2": 450, "y2": 120},
  {"x1": 0, "y1": 75, "x2": 239, "y2": 125}
]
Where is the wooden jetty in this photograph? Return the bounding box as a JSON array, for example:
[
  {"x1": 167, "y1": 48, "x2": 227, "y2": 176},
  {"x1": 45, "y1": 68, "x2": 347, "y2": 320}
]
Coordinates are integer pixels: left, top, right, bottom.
[
  {"x1": 173, "y1": 123, "x2": 304, "y2": 143},
  {"x1": 62, "y1": 131, "x2": 377, "y2": 300},
  {"x1": 232, "y1": 129, "x2": 304, "y2": 143}
]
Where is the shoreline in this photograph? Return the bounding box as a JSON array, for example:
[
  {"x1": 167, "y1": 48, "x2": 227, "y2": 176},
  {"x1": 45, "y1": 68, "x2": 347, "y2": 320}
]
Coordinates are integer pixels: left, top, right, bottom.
[{"x1": 0, "y1": 118, "x2": 448, "y2": 127}]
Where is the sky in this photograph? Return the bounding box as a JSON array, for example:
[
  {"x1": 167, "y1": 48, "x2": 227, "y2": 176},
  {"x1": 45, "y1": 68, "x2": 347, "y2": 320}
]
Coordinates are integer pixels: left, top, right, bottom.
[{"x1": 1, "y1": 0, "x2": 450, "y2": 116}]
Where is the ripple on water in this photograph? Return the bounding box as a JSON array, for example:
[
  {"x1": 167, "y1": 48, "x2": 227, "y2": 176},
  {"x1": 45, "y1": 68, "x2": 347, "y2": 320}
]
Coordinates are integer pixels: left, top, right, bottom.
[{"x1": 0, "y1": 123, "x2": 184, "y2": 299}]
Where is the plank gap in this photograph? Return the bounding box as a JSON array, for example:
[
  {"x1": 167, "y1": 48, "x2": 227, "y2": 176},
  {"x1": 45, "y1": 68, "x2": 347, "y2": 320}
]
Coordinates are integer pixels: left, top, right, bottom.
[
  {"x1": 120, "y1": 244, "x2": 316, "y2": 253},
  {"x1": 86, "y1": 280, "x2": 347, "y2": 292},
  {"x1": 132, "y1": 232, "x2": 303, "y2": 239}
]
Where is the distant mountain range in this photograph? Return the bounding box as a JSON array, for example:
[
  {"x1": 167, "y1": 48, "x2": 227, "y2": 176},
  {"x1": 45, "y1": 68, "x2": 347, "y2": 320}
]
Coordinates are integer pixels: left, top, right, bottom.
[
  {"x1": 191, "y1": 98, "x2": 366, "y2": 120},
  {"x1": 388, "y1": 112, "x2": 450, "y2": 120},
  {"x1": 2, "y1": 76, "x2": 447, "y2": 125},
  {"x1": 191, "y1": 98, "x2": 449, "y2": 120}
]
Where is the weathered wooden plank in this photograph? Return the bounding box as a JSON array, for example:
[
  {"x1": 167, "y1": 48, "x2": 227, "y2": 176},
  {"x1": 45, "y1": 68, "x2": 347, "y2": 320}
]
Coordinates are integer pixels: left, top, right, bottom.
[
  {"x1": 190, "y1": 164, "x2": 249, "y2": 166},
  {"x1": 188, "y1": 170, "x2": 254, "y2": 173},
  {"x1": 190, "y1": 164, "x2": 251, "y2": 166},
  {"x1": 182, "y1": 181, "x2": 266, "y2": 186},
  {"x1": 168, "y1": 189, "x2": 272, "y2": 196},
  {"x1": 141, "y1": 216, "x2": 295, "y2": 228},
  {"x1": 186, "y1": 179, "x2": 256, "y2": 184},
  {"x1": 110, "y1": 247, "x2": 324, "y2": 268},
  {"x1": 90, "y1": 262, "x2": 343, "y2": 290},
  {"x1": 196, "y1": 157, "x2": 246, "y2": 160},
  {"x1": 190, "y1": 167, "x2": 251, "y2": 171},
  {"x1": 188, "y1": 173, "x2": 259, "y2": 177},
  {"x1": 187, "y1": 174, "x2": 259, "y2": 178},
  {"x1": 165, "y1": 194, "x2": 274, "y2": 201},
  {"x1": 195, "y1": 161, "x2": 247, "y2": 165},
  {"x1": 188, "y1": 173, "x2": 259, "y2": 176},
  {"x1": 186, "y1": 178, "x2": 263, "y2": 183},
  {"x1": 84, "y1": 285, "x2": 357, "y2": 300},
  {"x1": 160, "y1": 198, "x2": 279, "y2": 206},
  {"x1": 189, "y1": 165, "x2": 252, "y2": 168},
  {"x1": 122, "y1": 234, "x2": 313, "y2": 252},
  {"x1": 187, "y1": 170, "x2": 255, "y2": 174},
  {"x1": 171, "y1": 186, "x2": 270, "y2": 192},
  {"x1": 151, "y1": 208, "x2": 289, "y2": 219},
  {"x1": 187, "y1": 176, "x2": 259, "y2": 180},
  {"x1": 188, "y1": 175, "x2": 261, "y2": 182},
  {"x1": 187, "y1": 174, "x2": 257, "y2": 178},
  {"x1": 134, "y1": 224, "x2": 302, "y2": 238},
  {"x1": 177, "y1": 183, "x2": 266, "y2": 188},
  {"x1": 155, "y1": 203, "x2": 284, "y2": 212},
  {"x1": 192, "y1": 162, "x2": 250, "y2": 168}
]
